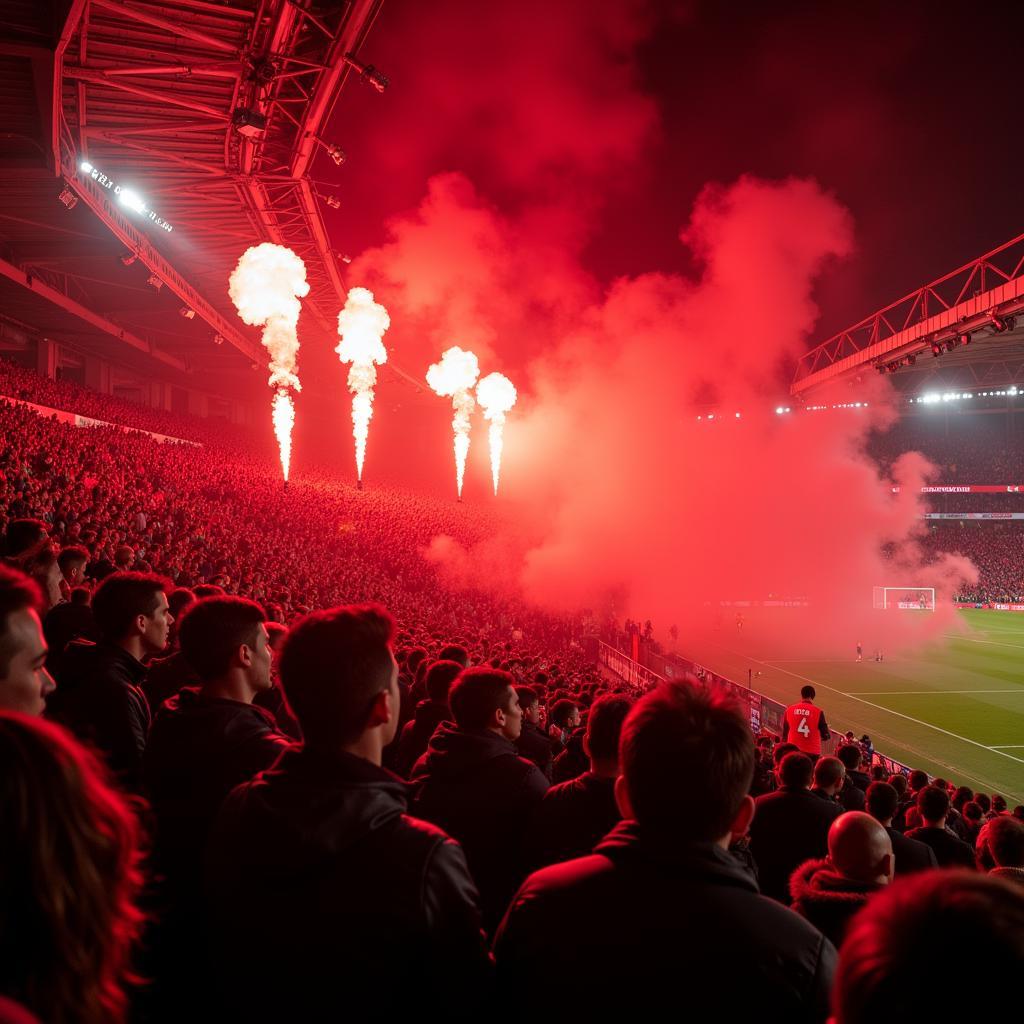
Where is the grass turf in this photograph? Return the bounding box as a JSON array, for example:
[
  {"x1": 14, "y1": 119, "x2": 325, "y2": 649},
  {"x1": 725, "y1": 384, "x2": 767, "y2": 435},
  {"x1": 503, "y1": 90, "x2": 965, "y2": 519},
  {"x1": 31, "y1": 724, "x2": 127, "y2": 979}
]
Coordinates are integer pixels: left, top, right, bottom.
[{"x1": 685, "y1": 609, "x2": 1024, "y2": 803}]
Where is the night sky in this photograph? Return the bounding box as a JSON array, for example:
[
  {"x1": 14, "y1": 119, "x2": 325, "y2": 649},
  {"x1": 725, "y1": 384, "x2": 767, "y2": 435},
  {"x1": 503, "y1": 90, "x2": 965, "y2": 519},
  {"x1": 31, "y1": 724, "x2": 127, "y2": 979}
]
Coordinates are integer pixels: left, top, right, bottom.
[{"x1": 324, "y1": 1, "x2": 1024, "y2": 349}]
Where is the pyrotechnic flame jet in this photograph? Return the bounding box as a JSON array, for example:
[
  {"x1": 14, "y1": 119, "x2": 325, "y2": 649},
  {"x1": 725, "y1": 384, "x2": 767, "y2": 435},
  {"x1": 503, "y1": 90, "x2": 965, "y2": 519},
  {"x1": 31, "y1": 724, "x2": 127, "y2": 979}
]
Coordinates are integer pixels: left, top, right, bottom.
[
  {"x1": 228, "y1": 243, "x2": 309, "y2": 482},
  {"x1": 426, "y1": 346, "x2": 480, "y2": 498},
  {"x1": 336, "y1": 287, "x2": 390, "y2": 485},
  {"x1": 476, "y1": 372, "x2": 517, "y2": 495}
]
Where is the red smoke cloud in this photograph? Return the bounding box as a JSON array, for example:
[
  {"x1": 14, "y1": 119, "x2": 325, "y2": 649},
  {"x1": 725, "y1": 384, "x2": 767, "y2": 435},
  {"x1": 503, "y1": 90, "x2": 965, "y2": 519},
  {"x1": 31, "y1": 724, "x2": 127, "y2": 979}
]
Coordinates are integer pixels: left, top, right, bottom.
[{"x1": 341, "y1": 4, "x2": 976, "y2": 655}]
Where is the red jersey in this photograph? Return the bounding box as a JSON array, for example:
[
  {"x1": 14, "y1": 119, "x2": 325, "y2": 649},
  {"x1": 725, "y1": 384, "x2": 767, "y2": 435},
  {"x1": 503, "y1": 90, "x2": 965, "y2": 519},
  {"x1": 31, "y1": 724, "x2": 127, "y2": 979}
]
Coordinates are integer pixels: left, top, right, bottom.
[{"x1": 784, "y1": 700, "x2": 824, "y2": 755}]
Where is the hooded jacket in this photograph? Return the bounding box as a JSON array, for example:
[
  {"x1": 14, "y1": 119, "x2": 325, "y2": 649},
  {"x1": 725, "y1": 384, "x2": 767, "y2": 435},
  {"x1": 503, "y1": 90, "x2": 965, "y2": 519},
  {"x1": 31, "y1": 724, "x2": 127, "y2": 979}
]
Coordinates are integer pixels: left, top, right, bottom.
[
  {"x1": 411, "y1": 722, "x2": 549, "y2": 931},
  {"x1": 206, "y1": 747, "x2": 490, "y2": 1021},
  {"x1": 144, "y1": 687, "x2": 290, "y2": 889},
  {"x1": 46, "y1": 639, "x2": 150, "y2": 789},
  {"x1": 393, "y1": 698, "x2": 451, "y2": 779},
  {"x1": 494, "y1": 821, "x2": 835, "y2": 1023},
  {"x1": 789, "y1": 858, "x2": 880, "y2": 947}
]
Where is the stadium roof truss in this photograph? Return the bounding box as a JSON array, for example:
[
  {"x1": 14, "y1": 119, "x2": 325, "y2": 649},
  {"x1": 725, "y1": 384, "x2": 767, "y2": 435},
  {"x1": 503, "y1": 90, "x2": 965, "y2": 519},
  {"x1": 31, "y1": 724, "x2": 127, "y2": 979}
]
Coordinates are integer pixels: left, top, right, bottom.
[
  {"x1": 0, "y1": 0, "x2": 407, "y2": 392},
  {"x1": 793, "y1": 231, "x2": 1024, "y2": 398}
]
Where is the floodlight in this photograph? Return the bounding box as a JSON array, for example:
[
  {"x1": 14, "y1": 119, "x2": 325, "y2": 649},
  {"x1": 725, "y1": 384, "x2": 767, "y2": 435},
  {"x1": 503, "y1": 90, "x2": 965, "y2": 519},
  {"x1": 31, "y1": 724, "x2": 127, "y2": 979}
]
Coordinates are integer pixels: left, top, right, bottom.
[
  {"x1": 118, "y1": 188, "x2": 146, "y2": 214},
  {"x1": 343, "y1": 54, "x2": 389, "y2": 93},
  {"x1": 147, "y1": 274, "x2": 163, "y2": 290},
  {"x1": 232, "y1": 107, "x2": 267, "y2": 138},
  {"x1": 180, "y1": 307, "x2": 195, "y2": 319},
  {"x1": 58, "y1": 187, "x2": 78, "y2": 210},
  {"x1": 328, "y1": 144, "x2": 347, "y2": 166},
  {"x1": 120, "y1": 252, "x2": 138, "y2": 266}
]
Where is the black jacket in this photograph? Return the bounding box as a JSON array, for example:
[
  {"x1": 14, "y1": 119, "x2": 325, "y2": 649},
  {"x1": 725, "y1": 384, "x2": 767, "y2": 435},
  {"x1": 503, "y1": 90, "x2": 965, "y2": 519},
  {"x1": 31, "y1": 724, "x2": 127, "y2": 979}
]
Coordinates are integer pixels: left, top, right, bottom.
[
  {"x1": 905, "y1": 825, "x2": 975, "y2": 868},
  {"x1": 46, "y1": 639, "x2": 150, "y2": 789},
  {"x1": 394, "y1": 698, "x2": 450, "y2": 779},
  {"x1": 749, "y1": 786, "x2": 844, "y2": 903},
  {"x1": 142, "y1": 649, "x2": 200, "y2": 716},
  {"x1": 42, "y1": 601, "x2": 98, "y2": 677},
  {"x1": 515, "y1": 719, "x2": 552, "y2": 777},
  {"x1": 523, "y1": 770, "x2": 620, "y2": 872},
  {"x1": 144, "y1": 687, "x2": 291, "y2": 890},
  {"x1": 411, "y1": 723, "x2": 549, "y2": 931},
  {"x1": 839, "y1": 778, "x2": 868, "y2": 812},
  {"x1": 494, "y1": 821, "x2": 835, "y2": 1022},
  {"x1": 886, "y1": 825, "x2": 938, "y2": 876},
  {"x1": 207, "y1": 748, "x2": 490, "y2": 1021},
  {"x1": 789, "y1": 858, "x2": 880, "y2": 948}
]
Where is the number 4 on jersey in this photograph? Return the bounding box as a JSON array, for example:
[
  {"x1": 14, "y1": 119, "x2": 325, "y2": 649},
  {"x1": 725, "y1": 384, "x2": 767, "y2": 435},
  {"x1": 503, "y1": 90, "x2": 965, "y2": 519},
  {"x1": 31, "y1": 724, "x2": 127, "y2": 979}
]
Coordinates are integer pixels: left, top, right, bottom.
[{"x1": 797, "y1": 718, "x2": 811, "y2": 737}]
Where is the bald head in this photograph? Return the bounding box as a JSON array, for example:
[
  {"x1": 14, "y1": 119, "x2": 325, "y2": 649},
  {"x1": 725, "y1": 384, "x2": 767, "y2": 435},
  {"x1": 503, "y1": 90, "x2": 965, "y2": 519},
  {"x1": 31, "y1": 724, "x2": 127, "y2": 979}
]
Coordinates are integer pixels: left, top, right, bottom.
[{"x1": 829, "y1": 811, "x2": 894, "y2": 886}]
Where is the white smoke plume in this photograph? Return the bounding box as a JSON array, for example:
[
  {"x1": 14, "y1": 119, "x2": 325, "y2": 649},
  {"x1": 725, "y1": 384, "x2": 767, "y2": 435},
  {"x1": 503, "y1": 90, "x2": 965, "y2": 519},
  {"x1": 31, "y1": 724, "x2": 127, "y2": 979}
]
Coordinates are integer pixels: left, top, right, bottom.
[
  {"x1": 426, "y1": 346, "x2": 480, "y2": 497},
  {"x1": 336, "y1": 286, "x2": 391, "y2": 481},
  {"x1": 476, "y1": 371, "x2": 517, "y2": 494},
  {"x1": 228, "y1": 243, "x2": 309, "y2": 480}
]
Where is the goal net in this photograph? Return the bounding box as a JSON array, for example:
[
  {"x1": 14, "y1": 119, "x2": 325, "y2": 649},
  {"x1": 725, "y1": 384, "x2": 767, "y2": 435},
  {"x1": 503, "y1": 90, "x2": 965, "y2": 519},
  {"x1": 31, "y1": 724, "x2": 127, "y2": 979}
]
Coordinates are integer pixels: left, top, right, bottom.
[{"x1": 872, "y1": 586, "x2": 936, "y2": 611}]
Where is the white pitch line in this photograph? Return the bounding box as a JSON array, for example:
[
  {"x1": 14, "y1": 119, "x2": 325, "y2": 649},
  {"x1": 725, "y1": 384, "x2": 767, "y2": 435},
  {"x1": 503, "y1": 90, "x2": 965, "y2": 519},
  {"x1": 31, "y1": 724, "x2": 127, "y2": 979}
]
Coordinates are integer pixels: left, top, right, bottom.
[
  {"x1": 991, "y1": 745, "x2": 1024, "y2": 749},
  {"x1": 850, "y1": 689, "x2": 1024, "y2": 695},
  {"x1": 943, "y1": 634, "x2": 1024, "y2": 651},
  {"x1": 749, "y1": 656, "x2": 1024, "y2": 767}
]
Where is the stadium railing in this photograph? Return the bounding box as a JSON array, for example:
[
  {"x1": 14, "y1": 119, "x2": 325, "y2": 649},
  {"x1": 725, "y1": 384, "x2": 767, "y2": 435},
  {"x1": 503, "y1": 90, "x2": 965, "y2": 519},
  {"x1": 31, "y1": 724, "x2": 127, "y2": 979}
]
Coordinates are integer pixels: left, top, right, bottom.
[{"x1": 597, "y1": 640, "x2": 914, "y2": 776}]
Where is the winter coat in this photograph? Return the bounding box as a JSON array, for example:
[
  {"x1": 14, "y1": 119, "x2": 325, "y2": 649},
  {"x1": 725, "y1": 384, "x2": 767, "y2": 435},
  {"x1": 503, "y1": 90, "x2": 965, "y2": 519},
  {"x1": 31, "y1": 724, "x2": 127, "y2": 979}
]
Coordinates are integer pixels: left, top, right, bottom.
[
  {"x1": 789, "y1": 858, "x2": 880, "y2": 947},
  {"x1": 494, "y1": 821, "x2": 836, "y2": 1023},
  {"x1": 393, "y1": 698, "x2": 450, "y2": 778}
]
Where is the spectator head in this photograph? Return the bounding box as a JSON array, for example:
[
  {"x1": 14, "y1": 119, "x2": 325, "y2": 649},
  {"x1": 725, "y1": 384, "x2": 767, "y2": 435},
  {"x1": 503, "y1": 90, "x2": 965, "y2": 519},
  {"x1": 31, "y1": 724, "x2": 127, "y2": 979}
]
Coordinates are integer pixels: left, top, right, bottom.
[
  {"x1": 1, "y1": 519, "x2": 49, "y2": 563},
  {"x1": 952, "y1": 785, "x2": 973, "y2": 811},
  {"x1": 993, "y1": 794, "x2": 1008, "y2": 814},
  {"x1": 584, "y1": 694, "x2": 632, "y2": 773},
  {"x1": 113, "y1": 545, "x2": 134, "y2": 570},
  {"x1": 779, "y1": 751, "x2": 814, "y2": 789},
  {"x1": 514, "y1": 684, "x2": 540, "y2": 725},
  {"x1": 888, "y1": 773, "x2": 908, "y2": 798},
  {"x1": 265, "y1": 621, "x2": 287, "y2": 652},
  {"x1": 963, "y1": 802, "x2": 984, "y2": 826},
  {"x1": 178, "y1": 597, "x2": 271, "y2": 694},
  {"x1": 26, "y1": 545, "x2": 61, "y2": 613},
  {"x1": 57, "y1": 545, "x2": 90, "y2": 587},
  {"x1": 834, "y1": 872, "x2": 1024, "y2": 1023},
  {"x1": 0, "y1": 565, "x2": 52, "y2": 716},
  {"x1": 917, "y1": 786, "x2": 950, "y2": 826},
  {"x1": 437, "y1": 643, "x2": 469, "y2": 668},
  {"x1": 1014, "y1": 806, "x2": 1024, "y2": 822},
  {"x1": 549, "y1": 698, "x2": 580, "y2": 731},
  {"x1": 866, "y1": 782, "x2": 899, "y2": 826},
  {"x1": 975, "y1": 792, "x2": 992, "y2": 814},
  {"x1": 909, "y1": 769, "x2": 929, "y2": 792},
  {"x1": 828, "y1": 811, "x2": 894, "y2": 886},
  {"x1": 773, "y1": 741, "x2": 798, "y2": 766},
  {"x1": 167, "y1": 587, "x2": 196, "y2": 623},
  {"x1": 814, "y1": 756, "x2": 845, "y2": 794},
  {"x1": 192, "y1": 583, "x2": 225, "y2": 599},
  {"x1": 800, "y1": 685, "x2": 816, "y2": 701},
  {"x1": 448, "y1": 668, "x2": 522, "y2": 741},
  {"x1": 0, "y1": 711, "x2": 144, "y2": 1024},
  {"x1": 988, "y1": 815, "x2": 1024, "y2": 869},
  {"x1": 405, "y1": 646, "x2": 428, "y2": 675},
  {"x1": 279, "y1": 604, "x2": 397, "y2": 754},
  {"x1": 90, "y1": 573, "x2": 172, "y2": 654},
  {"x1": 870, "y1": 764, "x2": 887, "y2": 781},
  {"x1": 837, "y1": 743, "x2": 863, "y2": 772},
  {"x1": 617, "y1": 681, "x2": 755, "y2": 844},
  {"x1": 425, "y1": 659, "x2": 462, "y2": 705},
  {"x1": 70, "y1": 586, "x2": 90, "y2": 606}
]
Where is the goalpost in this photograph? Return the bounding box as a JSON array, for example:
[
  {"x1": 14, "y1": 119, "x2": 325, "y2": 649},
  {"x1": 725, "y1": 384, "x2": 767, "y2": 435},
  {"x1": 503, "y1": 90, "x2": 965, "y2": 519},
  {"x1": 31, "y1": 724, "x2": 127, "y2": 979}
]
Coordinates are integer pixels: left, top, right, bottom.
[{"x1": 872, "y1": 586, "x2": 936, "y2": 611}]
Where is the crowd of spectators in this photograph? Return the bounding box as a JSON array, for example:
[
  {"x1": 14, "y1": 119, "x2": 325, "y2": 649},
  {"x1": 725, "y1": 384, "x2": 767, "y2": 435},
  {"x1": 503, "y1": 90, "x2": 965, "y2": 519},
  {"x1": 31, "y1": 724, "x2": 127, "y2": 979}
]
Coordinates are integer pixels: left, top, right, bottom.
[
  {"x1": 919, "y1": 525, "x2": 1024, "y2": 603},
  {"x1": 0, "y1": 369, "x2": 1021, "y2": 1021}
]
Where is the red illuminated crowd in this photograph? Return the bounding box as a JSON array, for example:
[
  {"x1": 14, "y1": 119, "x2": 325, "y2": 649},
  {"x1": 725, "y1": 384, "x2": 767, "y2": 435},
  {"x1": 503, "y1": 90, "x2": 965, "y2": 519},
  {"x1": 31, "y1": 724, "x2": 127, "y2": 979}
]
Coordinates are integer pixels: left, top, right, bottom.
[{"x1": 0, "y1": 376, "x2": 1021, "y2": 1023}]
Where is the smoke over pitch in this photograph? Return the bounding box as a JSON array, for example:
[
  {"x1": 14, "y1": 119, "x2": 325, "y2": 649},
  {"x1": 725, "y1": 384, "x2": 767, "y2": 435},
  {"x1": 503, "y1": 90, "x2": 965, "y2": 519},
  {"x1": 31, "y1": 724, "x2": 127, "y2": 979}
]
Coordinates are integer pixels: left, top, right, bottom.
[{"x1": 346, "y1": 3, "x2": 975, "y2": 654}]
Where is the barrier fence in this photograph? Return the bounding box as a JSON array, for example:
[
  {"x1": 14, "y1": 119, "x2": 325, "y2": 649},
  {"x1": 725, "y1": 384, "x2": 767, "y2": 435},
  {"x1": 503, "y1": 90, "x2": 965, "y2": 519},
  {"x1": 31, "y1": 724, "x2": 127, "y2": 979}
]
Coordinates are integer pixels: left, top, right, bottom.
[{"x1": 598, "y1": 640, "x2": 915, "y2": 776}]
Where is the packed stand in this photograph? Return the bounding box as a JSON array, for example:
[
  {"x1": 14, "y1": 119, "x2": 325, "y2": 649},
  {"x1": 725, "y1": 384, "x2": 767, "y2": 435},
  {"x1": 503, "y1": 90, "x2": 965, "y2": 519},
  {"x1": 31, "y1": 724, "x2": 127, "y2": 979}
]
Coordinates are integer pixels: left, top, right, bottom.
[{"x1": 0, "y1": 388, "x2": 1021, "y2": 1021}]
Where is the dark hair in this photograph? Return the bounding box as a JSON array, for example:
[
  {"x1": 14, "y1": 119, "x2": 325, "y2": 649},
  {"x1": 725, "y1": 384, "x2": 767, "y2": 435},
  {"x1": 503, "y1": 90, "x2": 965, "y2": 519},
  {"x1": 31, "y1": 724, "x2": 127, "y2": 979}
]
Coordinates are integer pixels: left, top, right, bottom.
[
  {"x1": 975, "y1": 792, "x2": 992, "y2": 814},
  {"x1": 448, "y1": 668, "x2": 515, "y2": 731},
  {"x1": 586, "y1": 694, "x2": 632, "y2": 762},
  {"x1": 515, "y1": 685, "x2": 539, "y2": 710},
  {"x1": 952, "y1": 785, "x2": 973, "y2": 811},
  {"x1": 90, "y1": 573, "x2": 171, "y2": 642},
  {"x1": 0, "y1": 711, "x2": 144, "y2": 1024},
  {"x1": 57, "y1": 545, "x2": 90, "y2": 575},
  {"x1": 0, "y1": 564, "x2": 42, "y2": 677},
  {"x1": 963, "y1": 801, "x2": 983, "y2": 824},
  {"x1": 192, "y1": 584, "x2": 225, "y2": 599},
  {"x1": 909, "y1": 769, "x2": 929, "y2": 791},
  {"x1": 437, "y1": 643, "x2": 469, "y2": 668},
  {"x1": 814, "y1": 756, "x2": 845, "y2": 789},
  {"x1": 2, "y1": 519, "x2": 49, "y2": 560},
  {"x1": 177, "y1": 598, "x2": 265, "y2": 681},
  {"x1": 167, "y1": 588, "x2": 196, "y2": 620},
  {"x1": 800, "y1": 685, "x2": 816, "y2": 700},
  {"x1": 70, "y1": 586, "x2": 90, "y2": 606},
  {"x1": 779, "y1": 751, "x2": 814, "y2": 788},
  {"x1": 917, "y1": 786, "x2": 950, "y2": 822},
  {"x1": 425, "y1": 659, "x2": 462, "y2": 704},
  {"x1": 773, "y1": 742, "x2": 798, "y2": 765},
  {"x1": 835, "y1": 872, "x2": 1024, "y2": 1023},
  {"x1": 866, "y1": 781, "x2": 899, "y2": 822},
  {"x1": 837, "y1": 743, "x2": 862, "y2": 771},
  {"x1": 279, "y1": 604, "x2": 394, "y2": 748},
  {"x1": 993, "y1": 794, "x2": 1007, "y2": 813},
  {"x1": 888, "y1": 773, "x2": 908, "y2": 797},
  {"x1": 405, "y1": 646, "x2": 428, "y2": 673},
  {"x1": 549, "y1": 699, "x2": 578, "y2": 729},
  {"x1": 619, "y1": 681, "x2": 754, "y2": 841},
  {"x1": 989, "y1": 816, "x2": 1024, "y2": 868}
]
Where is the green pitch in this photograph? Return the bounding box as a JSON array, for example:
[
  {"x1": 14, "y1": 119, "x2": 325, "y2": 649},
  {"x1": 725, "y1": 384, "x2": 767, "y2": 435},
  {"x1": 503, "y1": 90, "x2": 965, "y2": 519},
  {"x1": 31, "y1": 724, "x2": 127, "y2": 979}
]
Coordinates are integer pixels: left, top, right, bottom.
[{"x1": 687, "y1": 609, "x2": 1024, "y2": 804}]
